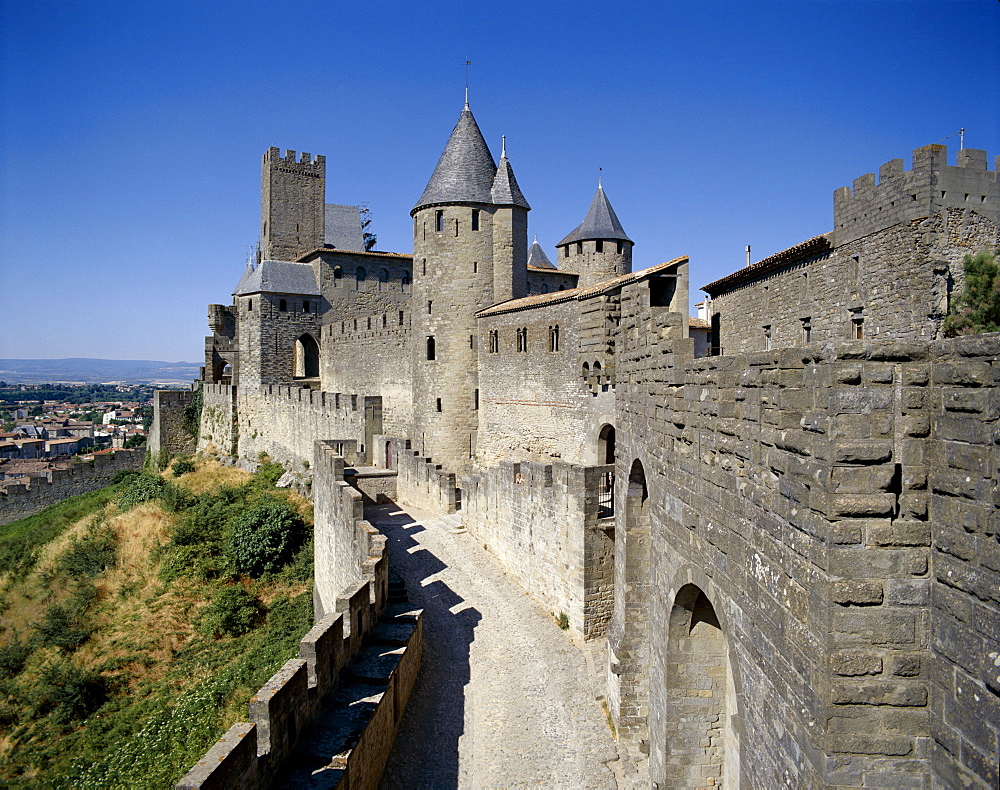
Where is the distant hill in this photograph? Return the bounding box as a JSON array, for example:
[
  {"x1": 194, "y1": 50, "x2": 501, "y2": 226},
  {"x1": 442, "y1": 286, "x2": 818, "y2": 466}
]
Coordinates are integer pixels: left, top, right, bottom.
[{"x1": 0, "y1": 358, "x2": 201, "y2": 385}]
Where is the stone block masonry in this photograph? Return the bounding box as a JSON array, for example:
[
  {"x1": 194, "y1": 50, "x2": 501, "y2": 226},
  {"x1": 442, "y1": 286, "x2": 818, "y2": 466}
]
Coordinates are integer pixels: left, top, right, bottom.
[
  {"x1": 148, "y1": 389, "x2": 195, "y2": 462},
  {"x1": 0, "y1": 449, "x2": 144, "y2": 525},
  {"x1": 199, "y1": 383, "x2": 379, "y2": 469},
  {"x1": 613, "y1": 277, "x2": 999, "y2": 788},
  {"x1": 461, "y1": 460, "x2": 615, "y2": 639}
]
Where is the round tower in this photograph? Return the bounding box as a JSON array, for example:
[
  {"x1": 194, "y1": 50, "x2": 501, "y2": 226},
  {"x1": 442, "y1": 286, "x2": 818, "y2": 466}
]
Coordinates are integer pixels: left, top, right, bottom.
[
  {"x1": 556, "y1": 183, "x2": 633, "y2": 288},
  {"x1": 410, "y1": 104, "x2": 530, "y2": 473}
]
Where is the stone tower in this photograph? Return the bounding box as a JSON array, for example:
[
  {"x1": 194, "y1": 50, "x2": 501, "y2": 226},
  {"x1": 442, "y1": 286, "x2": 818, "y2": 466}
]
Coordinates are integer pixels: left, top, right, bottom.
[
  {"x1": 261, "y1": 147, "x2": 326, "y2": 262},
  {"x1": 410, "y1": 103, "x2": 530, "y2": 473},
  {"x1": 556, "y1": 183, "x2": 633, "y2": 288}
]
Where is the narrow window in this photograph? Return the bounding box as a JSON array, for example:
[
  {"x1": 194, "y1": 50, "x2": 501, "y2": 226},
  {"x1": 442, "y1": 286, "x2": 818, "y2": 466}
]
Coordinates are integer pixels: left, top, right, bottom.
[
  {"x1": 399, "y1": 310, "x2": 404, "y2": 326},
  {"x1": 596, "y1": 239, "x2": 603, "y2": 253},
  {"x1": 763, "y1": 325, "x2": 772, "y2": 351},
  {"x1": 563, "y1": 246, "x2": 569, "y2": 258},
  {"x1": 474, "y1": 389, "x2": 479, "y2": 410},
  {"x1": 435, "y1": 210, "x2": 444, "y2": 232},
  {"x1": 577, "y1": 242, "x2": 583, "y2": 254},
  {"x1": 382, "y1": 313, "x2": 387, "y2": 328},
  {"x1": 279, "y1": 298, "x2": 287, "y2": 312},
  {"x1": 852, "y1": 255, "x2": 860, "y2": 282},
  {"x1": 341, "y1": 321, "x2": 345, "y2": 333},
  {"x1": 426, "y1": 336, "x2": 436, "y2": 360},
  {"x1": 617, "y1": 241, "x2": 623, "y2": 254},
  {"x1": 303, "y1": 300, "x2": 310, "y2": 313},
  {"x1": 353, "y1": 318, "x2": 357, "y2": 331},
  {"x1": 473, "y1": 261, "x2": 478, "y2": 274},
  {"x1": 436, "y1": 398, "x2": 442, "y2": 412},
  {"x1": 802, "y1": 272, "x2": 808, "y2": 299},
  {"x1": 427, "y1": 301, "x2": 433, "y2": 314},
  {"x1": 401, "y1": 271, "x2": 411, "y2": 292},
  {"x1": 489, "y1": 329, "x2": 499, "y2": 353},
  {"x1": 333, "y1": 265, "x2": 342, "y2": 282},
  {"x1": 801, "y1": 318, "x2": 811, "y2": 344},
  {"x1": 248, "y1": 299, "x2": 253, "y2": 311},
  {"x1": 379, "y1": 268, "x2": 389, "y2": 287},
  {"x1": 471, "y1": 209, "x2": 479, "y2": 231},
  {"x1": 422, "y1": 259, "x2": 427, "y2": 276},
  {"x1": 367, "y1": 316, "x2": 371, "y2": 330},
  {"x1": 549, "y1": 325, "x2": 560, "y2": 352},
  {"x1": 469, "y1": 334, "x2": 474, "y2": 349},
  {"x1": 852, "y1": 316, "x2": 864, "y2": 340}
]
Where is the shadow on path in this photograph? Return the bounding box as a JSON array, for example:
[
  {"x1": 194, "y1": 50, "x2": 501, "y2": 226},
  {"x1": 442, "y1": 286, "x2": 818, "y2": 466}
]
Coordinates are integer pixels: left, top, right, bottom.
[{"x1": 370, "y1": 505, "x2": 479, "y2": 789}]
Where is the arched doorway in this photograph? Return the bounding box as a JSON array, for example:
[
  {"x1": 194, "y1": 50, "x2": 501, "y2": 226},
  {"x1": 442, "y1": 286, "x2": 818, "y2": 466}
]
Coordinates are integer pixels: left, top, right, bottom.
[
  {"x1": 608, "y1": 459, "x2": 651, "y2": 739},
  {"x1": 598, "y1": 424, "x2": 616, "y2": 465},
  {"x1": 665, "y1": 584, "x2": 738, "y2": 787},
  {"x1": 294, "y1": 333, "x2": 320, "y2": 378}
]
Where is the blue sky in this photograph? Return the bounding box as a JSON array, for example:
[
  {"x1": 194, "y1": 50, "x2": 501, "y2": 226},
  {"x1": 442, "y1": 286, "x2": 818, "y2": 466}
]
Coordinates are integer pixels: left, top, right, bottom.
[{"x1": 2, "y1": 0, "x2": 998, "y2": 362}]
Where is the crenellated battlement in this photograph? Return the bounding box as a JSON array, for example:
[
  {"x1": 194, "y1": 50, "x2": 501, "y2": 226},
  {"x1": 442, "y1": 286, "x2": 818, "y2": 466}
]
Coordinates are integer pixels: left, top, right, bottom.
[
  {"x1": 833, "y1": 143, "x2": 999, "y2": 246},
  {"x1": 263, "y1": 146, "x2": 326, "y2": 171}
]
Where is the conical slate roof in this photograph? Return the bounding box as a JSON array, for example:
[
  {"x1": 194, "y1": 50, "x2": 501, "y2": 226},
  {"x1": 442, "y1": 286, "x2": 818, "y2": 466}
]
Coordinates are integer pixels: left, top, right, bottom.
[
  {"x1": 527, "y1": 236, "x2": 555, "y2": 269},
  {"x1": 557, "y1": 184, "x2": 632, "y2": 245},
  {"x1": 491, "y1": 154, "x2": 530, "y2": 210},
  {"x1": 414, "y1": 106, "x2": 497, "y2": 212}
]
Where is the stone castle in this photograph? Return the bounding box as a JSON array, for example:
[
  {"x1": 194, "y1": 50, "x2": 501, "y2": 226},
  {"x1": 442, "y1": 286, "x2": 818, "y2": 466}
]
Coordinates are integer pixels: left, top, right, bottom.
[{"x1": 154, "y1": 102, "x2": 1000, "y2": 788}]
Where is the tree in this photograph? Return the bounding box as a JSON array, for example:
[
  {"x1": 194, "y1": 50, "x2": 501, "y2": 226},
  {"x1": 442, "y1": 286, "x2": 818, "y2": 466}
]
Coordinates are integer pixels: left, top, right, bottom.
[{"x1": 943, "y1": 249, "x2": 1000, "y2": 336}]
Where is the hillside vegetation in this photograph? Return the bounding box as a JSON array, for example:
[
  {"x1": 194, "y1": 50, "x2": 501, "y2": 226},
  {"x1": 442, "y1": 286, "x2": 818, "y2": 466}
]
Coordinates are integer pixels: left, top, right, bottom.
[{"x1": 0, "y1": 455, "x2": 315, "y2": 788}]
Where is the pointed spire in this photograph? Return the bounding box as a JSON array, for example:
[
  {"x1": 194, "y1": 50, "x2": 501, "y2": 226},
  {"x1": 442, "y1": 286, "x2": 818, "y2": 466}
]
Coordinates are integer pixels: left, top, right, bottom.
[
  {"x1": 557, "y1": 181, "x2": 632, "y2": 245},
  {"x1": 491, "y1": 135, "x2": 530, "y2": 209},
  {"x1": 413, "y1": 106, "x2": 497, "y2": 212},
  {"x1": 527, "y1": 236, "x2": 556, "y2": 269}
]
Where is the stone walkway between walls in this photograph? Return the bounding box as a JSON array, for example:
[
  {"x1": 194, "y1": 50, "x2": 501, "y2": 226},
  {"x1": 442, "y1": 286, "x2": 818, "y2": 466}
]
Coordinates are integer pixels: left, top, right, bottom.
[{"x1": 369, "y1": 504, "x2": 631, "y2": 790}]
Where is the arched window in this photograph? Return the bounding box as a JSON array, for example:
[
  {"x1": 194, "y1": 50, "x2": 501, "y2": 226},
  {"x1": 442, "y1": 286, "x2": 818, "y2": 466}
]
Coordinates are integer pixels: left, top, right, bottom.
[
  {"x1": 426, "y1": 336, "x2": 436, "y2": 360},
  {"x1": 379, "y1": 268, "x2": 389, "y2": 287},
  {"x1": 598, "y1": 424, "x2": 616, "y2": 464},
  {"x1": 516, "y1": 327, "x2": 528, "y2": 352},
  {"x1": 293, "y1": 333, "x2": 320, "y2": 378},
  {"x1": 356, "y1": 266, "x2": 366, "y2": 281},
  {"x1": 435, "y1": 210, "x2": 444, "y2": 232},
  {"x1": 549, "y1": 325, "x2": 559, "y2": 352},
  {"x1": 489, "y1": 329, "x2": 499, "y2": 353},
  {"x1": 401, "y1": 271, "x2": 411, "y2": 293}
]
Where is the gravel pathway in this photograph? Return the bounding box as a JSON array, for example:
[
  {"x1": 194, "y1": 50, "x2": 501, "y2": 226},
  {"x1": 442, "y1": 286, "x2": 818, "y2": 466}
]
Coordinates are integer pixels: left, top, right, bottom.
[{"x1": 372, "y1": 504, "x2": 622, "y2": 789}]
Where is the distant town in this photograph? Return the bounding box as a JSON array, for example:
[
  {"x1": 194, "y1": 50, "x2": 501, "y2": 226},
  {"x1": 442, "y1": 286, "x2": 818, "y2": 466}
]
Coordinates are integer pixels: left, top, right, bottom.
[{"x1": 0, "y1": 382, "x2": 171, "y2": 493}]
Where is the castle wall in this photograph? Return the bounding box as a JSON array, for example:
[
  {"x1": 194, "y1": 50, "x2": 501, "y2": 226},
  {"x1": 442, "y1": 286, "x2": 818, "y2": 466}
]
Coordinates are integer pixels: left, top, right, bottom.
[
  {"x1": 0, "y1": 449, "x2": 144, "y2": 525},
  {"x1": 614, "y1": 278, "x2": 999, "y2": 788},
  {"x1": 261, "y1": 148, "x2": 326, "y2": 262},
  {"x1": 559, "y1": 238, "x2": 632, "y2": 289},
  {"x1": 526, "y1": 268, "x2": 577, "y2": 295},
  {"x1": 198, "y1": 384, "x2": 375, "y2": 469},
  {"x1": 712, "y1": 208, "x2": 1000, "y2": 354},
  {"x1": 312, "y1": 250, "x2": 414, "y2": 436},
  {"x1": 148, "y1": 389, "x2": 195, "y2": 463},
  {"x1": 476, "y1": 298, "x2": 614, "y2": 466},
  {"x1": 236, "y1": 291, "x2": 321, "y2": 387},
  {"x1": 461, "y1": 460, "x2": 614, "y2": 638}
]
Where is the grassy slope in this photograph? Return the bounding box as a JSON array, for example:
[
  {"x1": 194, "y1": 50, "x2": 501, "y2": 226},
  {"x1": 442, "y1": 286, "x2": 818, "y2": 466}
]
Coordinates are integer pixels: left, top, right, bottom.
[{"x1": 0, "y1": 457, "x2": 315, "y2": 788}]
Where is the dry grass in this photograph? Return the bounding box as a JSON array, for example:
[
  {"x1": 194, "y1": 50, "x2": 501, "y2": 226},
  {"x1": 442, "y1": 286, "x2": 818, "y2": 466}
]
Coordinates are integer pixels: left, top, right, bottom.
[{"x1": 175, "y1": 456, "x2": 251, "y2": 495}]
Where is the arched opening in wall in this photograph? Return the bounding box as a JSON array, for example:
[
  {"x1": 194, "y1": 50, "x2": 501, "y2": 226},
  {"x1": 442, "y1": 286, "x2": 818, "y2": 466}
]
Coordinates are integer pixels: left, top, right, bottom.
[
  {"x1": 609, "y1": 458, "x2": 651, "y2": 736},
  {"x1": 598, "y1": 424, "x2": 616, "y2": 465},
  {"x1": 293, "y1": 333, "x2": 320, "y2": 379},
  {"x1": 664, "y1": 585, "x2": 738, "y2": 788},
  {"x1": 385, "y1": 441, "x2": 394, "y2": 471}
]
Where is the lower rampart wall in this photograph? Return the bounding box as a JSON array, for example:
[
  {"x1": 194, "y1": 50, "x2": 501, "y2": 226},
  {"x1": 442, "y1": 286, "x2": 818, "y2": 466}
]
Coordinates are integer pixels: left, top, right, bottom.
[
  {"x1": 198, "y1": 384, "x2": 374, "y2": 471},
  {"x1": 461, "y1": 460, "x2": 614, "y2": 638},
  {"x1": 149, "y1": 389, "x2": 195, "y2": 464},
  {"x1": 0, "y1": 449, "x2": 144, "y2": 525},
  {"x1": 177, "y1": 441, "x2": 420, "y2": 790},
  {"x1": 386, "y1": 436, "x2": 458, "y2": 513}
]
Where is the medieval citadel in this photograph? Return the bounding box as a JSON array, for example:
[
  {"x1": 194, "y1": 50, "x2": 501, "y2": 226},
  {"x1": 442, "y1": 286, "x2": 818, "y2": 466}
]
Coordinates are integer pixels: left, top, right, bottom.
[{"x1": 152, "y1": 102, "x2": 1000, "y2": 788}]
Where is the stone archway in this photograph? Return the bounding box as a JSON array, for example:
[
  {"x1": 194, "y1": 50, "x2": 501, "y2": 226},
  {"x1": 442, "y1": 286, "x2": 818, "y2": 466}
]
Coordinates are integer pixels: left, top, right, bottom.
[
  {"x1": 598, "y1": 423, "x2": 616, "y2": 465},
  {"x1": 294, "y1": 333, "x2": 320, "y2": 379},
  {"x1": 608, "y1": 458, "x2": 652, "y2": 741},
  {"x1": 664, "y1": 584, "x2": 739, "y2": 788}
]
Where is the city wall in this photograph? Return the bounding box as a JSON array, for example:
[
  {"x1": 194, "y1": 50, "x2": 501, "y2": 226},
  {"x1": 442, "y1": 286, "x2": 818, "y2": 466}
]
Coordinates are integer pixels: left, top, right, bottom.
[
  {"x1": 383, "y1": 436, "x2": 459, "y2": 514},
  {"x1": 198, "y1": 384, "x2": 377, "y2": 469},
  {"x1": 612, "y1": 278, "x2": 999, "y2": 789},
  {"x1": 0, "y1": 449, "x2": 145, "y2": 525},
  {"x1": 148, "y1": 389, "x2": 195, "y2": 464},
  {"x1": 461, "y1": 460, "x2": 615, "y2": 638}
]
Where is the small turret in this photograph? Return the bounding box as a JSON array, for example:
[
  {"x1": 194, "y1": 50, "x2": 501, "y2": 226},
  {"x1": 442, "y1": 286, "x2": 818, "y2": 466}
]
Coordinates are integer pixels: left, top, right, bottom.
[
  {"x1": 556, "y1": 182, "x2": 633, "y2": 288},
  {"x1": 527, "y1": 235, "x2": 556, "y2": 269}
]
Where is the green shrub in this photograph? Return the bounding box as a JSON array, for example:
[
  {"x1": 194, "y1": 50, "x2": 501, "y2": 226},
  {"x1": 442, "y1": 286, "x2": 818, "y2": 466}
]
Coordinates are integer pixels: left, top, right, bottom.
[
  {"x1": 228, "y1": 501, "x2": 305, "y2": 576},
  {"x1": 171, "y1": 458, "x2": 196, "y2": 477},
  {"x1": 117, "y1": 474, "x2": 167, "y2": 511},
  {"x1": 944, "y1": 249, "x2": 1000, "y2": 335},
  {"x1": 255, "y1": 461, "x2": 285, "y2": 488},
  {"x1": 557, "y1": 612, "x2": 570, "y2": 630},
  {"x1": 110, "y1": 468, "x2": 140, "y2": 485},
  {"x1": 0, "y1": 634, "x2": 32, "y2": 678},
  {"x1": 198, "y1": 586, "x2": 265, "y2": 638},
  {"x1": 35, "y1": 659, "x2": 108, "y2": 723},
  {"x1": 36, "y1": 602, "x2": 92, "y2": 651},
  {"x1": 57, "y1": 523, "x2": 117, "y2": 578}
]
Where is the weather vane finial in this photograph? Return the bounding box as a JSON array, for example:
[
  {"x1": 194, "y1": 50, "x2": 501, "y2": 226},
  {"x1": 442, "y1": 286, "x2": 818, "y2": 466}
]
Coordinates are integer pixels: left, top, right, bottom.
[
  {"x1": 598, "y1": 167, "x2": 603, "y2": 188},
  {"x1": 464, "y1": 59, "x2": 471, "y2": 108},
  {"x1": 502, "y1": 135, "x2": 506, "y2": 158}
]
